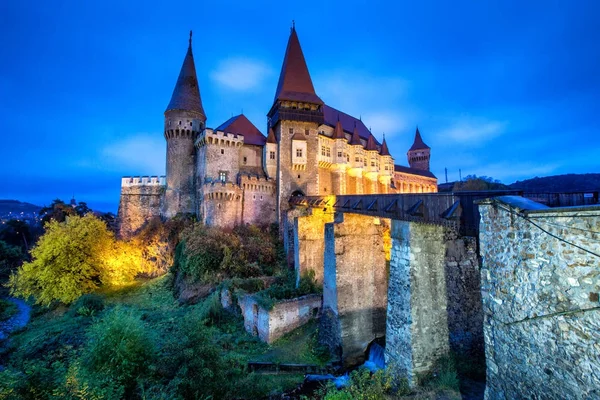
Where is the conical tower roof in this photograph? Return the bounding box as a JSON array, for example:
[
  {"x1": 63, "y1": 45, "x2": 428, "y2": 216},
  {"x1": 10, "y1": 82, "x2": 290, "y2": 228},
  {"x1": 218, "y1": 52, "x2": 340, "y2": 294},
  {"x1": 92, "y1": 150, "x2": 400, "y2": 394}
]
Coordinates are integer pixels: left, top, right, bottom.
[
  {"x1": 366, "y1": 133, "x2": 378, "y2": 151},
  {"x1": 165, "y1": 31, "x2": 206, "y2": 120},
  {"x1": 273, "y1": 26, "x2": 323, "y2": 105},
  {"x1": 350, "y1": 123, "x2": 362, "y2": 146},
  {"x1": 409, "y1": 127, "x2": 430, "y2": 151},
  {"x1": 266, "y1": 127, "x2": 277, "y2": 144},
  {"x1": 333, "y1": 117, "x2": 346, "y2": 139},
  {"x1": 380, "y1": 136, "x2": 391, "y2": 156}
]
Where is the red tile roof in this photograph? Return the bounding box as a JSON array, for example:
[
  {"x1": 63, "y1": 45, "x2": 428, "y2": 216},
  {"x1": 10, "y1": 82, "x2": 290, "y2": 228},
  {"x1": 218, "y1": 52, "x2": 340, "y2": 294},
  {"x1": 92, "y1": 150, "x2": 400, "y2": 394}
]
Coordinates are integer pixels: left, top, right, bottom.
[
  {"x1": 266, "y1": 127, "x2": 277, "y2": 144},
  {"x1": 166, "y1": 32, "x2": 206, "y2": 118},
  {"x1": 365, "y1": 133, "x2": 378, "y2": 151},
  {"x1": 215, "y1": 114, "x2": 266, "y2": 146},
  {"x1": 333, "y1": 118, "x2": 346, "y2": 139},
  {"x1": 273, "y1": 27, "x2": 323, "y2": 105},
  {"x1": 291, "y1": 131, "x2": 307, "y2": 141},
  {"x1": 409, "y1": 127, "x2": 430, "y2": 151},
  {"x1": 323, "y1": 105, "x2": 372, "y2": 141},
  {"x1": 350, "y1": 123, "x2": 363, "y2": 146},
  {"x1": 394, "y1": 164, "x2": 437, "y2": 179},
  {"x1": 380, "y1": 136, "x2": 391, "y2": 156}
]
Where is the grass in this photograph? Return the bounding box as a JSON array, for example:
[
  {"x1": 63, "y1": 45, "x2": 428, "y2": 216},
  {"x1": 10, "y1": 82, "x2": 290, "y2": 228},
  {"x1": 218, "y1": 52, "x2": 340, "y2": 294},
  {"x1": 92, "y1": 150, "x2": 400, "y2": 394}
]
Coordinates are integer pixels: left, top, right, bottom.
[
  {"x1": 0, "y1": 274, "x2": 309, "y2": 399},
  {"x1": 0, "y1": 299, "x2": 18, "y2": 322},
  {"x1": 257, "y1": 320, "x2": 331, "y2": 366}
]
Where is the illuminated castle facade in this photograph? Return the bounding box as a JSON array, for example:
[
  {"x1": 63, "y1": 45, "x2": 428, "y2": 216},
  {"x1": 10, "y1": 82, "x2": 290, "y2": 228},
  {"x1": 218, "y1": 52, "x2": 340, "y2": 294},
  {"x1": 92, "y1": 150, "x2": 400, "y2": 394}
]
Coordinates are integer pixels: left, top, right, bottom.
[{"x1": 118, "y1": 28, "x2": 437, "y2": 236}]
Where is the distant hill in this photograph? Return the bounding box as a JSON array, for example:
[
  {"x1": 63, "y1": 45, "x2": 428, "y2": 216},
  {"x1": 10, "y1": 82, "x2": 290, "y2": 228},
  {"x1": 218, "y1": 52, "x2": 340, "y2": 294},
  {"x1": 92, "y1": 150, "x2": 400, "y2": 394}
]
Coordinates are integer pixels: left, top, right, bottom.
[
  {"x1": 0, "y1": 200, "x2": 42, "y2": 215},
  {"x1": 509, "y1": 173, "x2": 600, "y2": 192}
]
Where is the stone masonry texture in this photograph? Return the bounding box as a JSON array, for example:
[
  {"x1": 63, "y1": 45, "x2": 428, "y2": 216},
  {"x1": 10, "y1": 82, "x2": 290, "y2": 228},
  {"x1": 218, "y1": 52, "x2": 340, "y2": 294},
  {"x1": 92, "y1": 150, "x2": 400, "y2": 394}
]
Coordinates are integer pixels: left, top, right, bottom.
[{"x1": 479, "y1": 198, "x2": 600, "y2": 400}]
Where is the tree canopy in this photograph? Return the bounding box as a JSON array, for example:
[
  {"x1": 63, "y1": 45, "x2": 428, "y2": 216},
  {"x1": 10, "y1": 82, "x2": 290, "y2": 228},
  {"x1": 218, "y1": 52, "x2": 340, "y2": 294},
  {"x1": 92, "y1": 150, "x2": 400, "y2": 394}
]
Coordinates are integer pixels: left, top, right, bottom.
[
  {"x1": 9, "y1": 214, "x2": 144, "y2": 305},
  {"x1": 452, "y1": 175, "x2": 508, "y2": 191}
]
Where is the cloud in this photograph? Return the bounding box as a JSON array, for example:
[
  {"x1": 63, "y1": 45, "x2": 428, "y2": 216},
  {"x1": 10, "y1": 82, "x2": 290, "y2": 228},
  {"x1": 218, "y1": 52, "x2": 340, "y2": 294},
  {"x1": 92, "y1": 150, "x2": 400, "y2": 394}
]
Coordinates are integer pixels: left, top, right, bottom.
[
  {"x1": 435, "y1": 117, "x2": 507, "y2": 145},
  {"x1": 100, "y1": 134, "x2": 165, "y2": 174},
  {"x1": 211, "y1": 58, "x2": 273, "y2": 91}
]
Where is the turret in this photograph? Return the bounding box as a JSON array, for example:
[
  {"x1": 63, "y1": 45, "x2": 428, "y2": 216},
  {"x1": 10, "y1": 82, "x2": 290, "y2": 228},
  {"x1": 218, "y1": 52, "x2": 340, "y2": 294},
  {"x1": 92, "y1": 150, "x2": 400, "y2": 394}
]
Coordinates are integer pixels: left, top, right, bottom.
[
  {"x1": 333, "y1": 118, "x2": 347, "y2": 165},
  {"x1": 268, "y1": 23, "x2": 324, "y2": 223},
  {"x1": 264, "y1": 126, "x2": 278, "y2": 178},
  {"x1": 407, "y1": 127, "x2": 431, "y2": 171},
  {"x1": 162, "y1": 31, "x2": 206, "y2": 218}
]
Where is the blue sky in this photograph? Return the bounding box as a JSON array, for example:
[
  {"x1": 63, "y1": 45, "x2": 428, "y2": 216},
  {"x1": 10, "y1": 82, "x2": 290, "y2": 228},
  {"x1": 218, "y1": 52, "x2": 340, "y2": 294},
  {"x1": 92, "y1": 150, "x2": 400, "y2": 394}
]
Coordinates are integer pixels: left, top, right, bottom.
[{"x1": 1, "y1": 0, "x2": 599, "y2": 212}]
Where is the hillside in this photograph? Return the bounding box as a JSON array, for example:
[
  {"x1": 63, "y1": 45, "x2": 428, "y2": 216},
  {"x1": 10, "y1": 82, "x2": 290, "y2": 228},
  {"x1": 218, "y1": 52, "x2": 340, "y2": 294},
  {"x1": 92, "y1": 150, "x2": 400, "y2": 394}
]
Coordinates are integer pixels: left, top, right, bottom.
[
  {"x1": 0, "y1": 200, "x2": 42, "y2": 216},
  {"x1": 509, "y1": 173, "x2": 600, "y2": 192}
]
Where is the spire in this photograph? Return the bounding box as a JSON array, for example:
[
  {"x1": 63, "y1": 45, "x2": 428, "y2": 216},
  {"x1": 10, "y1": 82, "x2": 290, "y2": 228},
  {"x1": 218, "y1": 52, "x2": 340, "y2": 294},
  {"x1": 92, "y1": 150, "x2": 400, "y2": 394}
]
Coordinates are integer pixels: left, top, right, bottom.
[
  {"x1": 273, "y1": 26, "x2": 323, "y2": 105},
  {"x1": 165, "y1": 31, "x2": 206, "y2": 119},
  {"x1": 266, "y1": 126, "x2": 277, "y2": 143},
  {"x1": 350, "y1": 123, "x2": 362, "y2": 146},
  {"x1": 380, "y1": 135, "x2": 391, "y2": 156},
  {"x1": 366, "y1": 133, "x2": 378, "y2": 151},
  {"x1": 333, "y1": 118, "x2": 345, "y2": 139},
  {"x1": 409, "y1": 126, "x2": 430, "y2": 151}
]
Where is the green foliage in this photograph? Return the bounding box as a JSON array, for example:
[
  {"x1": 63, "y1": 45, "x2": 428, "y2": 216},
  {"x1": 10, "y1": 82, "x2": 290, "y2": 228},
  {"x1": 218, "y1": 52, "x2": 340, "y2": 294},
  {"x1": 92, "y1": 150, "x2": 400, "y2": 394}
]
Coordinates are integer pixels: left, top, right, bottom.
[
  {"x1": 452, "y1": 175, "x2": 508, "y2": 191},
  {"x1": 70, "y1": 294, "x2": 104, "y2": 317},
  {"x1": 419, "y1": 354, "x2": 461, "y2": 392},
  {"x1": 80, "y1": 307, "x2": 154, "y2": 395},
  {"x1": 319, "y1": 367, "x2": 407, "y2": 400},
  {"x1": 8, "y1": 214, "x2": 149, "y2": 305},
  {"x1": 0, "y1": 299, "x2": 18, "y2": 321},
  {"x1": 173, "y1": 222, "x2": 284, "y2": 283},
  {"x1": 0, "y1": 240, "x2": 24, "y2": 282},
  {"x1": 254, "y1": 270, "x2": 321, "y2": 310}
]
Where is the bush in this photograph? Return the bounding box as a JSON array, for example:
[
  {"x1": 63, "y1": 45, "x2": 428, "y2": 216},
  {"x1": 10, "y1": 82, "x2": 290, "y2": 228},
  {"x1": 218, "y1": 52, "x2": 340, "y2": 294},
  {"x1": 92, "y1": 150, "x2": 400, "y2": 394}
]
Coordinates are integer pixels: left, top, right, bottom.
[
  {"x1": 254, "y1": 270, "x2": 321, "y2": 310},
  {"x1": 80, "y1": 307, "x2": 154, "y2": 395},
  {"x1": 174, "y1": 223, "x2": 284, "y2": 283},
  {"x1": 319, "y1": 367, "x2": 406, "y2": 400},
  {"x1": 70, "y1": 294, "x2": 105, "y2": 317}
]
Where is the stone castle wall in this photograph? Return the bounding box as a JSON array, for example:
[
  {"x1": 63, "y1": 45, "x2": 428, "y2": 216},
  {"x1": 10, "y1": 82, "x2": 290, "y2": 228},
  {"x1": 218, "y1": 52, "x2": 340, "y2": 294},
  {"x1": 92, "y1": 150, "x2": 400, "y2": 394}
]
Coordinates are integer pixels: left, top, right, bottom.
[
  {"x1": 117, "y1": 176, "x2": 165, "y2": 238},
  {"x1": 478, "y1": 197, "x2": 600, "y2": 400},
  {"x1": 240, "y1": 176, "x2": 276, "y2": 225},
  {"x1": 239, "y1": 293, "x2": 322, "y2": 343}
]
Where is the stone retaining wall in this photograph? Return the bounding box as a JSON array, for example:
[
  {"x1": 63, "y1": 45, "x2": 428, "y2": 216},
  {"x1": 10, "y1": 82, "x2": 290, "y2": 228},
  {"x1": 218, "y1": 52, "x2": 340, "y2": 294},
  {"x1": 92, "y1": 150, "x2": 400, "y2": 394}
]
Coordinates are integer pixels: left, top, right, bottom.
[{"x1": 479, "y1": 196, "x2": 600, "y2": 399}]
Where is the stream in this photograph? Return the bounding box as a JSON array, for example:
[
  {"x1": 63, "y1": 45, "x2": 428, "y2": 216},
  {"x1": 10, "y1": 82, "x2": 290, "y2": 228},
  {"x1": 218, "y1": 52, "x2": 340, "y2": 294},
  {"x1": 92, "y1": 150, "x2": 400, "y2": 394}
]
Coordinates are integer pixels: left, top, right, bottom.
[{"x1": 0, "y1": 297, "x2": 31, "y2": 340}]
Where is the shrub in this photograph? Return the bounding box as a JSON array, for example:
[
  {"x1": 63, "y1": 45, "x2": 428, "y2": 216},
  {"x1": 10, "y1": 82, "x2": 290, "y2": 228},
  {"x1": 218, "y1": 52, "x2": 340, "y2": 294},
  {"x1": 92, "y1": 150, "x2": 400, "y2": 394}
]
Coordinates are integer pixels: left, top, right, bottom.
[
  {"x1": 319, "y1": 367, "x2": 405, "y2": 400},
  {"x1": 70, "y1": 294, "x2": 104, "y2": 317},
  {"x1": 253, "y1": 270, "x2": 321, "y2": 310},
  {"x1": 174, "y1": 222, "x2": 285, "y2": 283},
  {"x1": 81, "y1": 307, "x2": 154, "y2": 395}
]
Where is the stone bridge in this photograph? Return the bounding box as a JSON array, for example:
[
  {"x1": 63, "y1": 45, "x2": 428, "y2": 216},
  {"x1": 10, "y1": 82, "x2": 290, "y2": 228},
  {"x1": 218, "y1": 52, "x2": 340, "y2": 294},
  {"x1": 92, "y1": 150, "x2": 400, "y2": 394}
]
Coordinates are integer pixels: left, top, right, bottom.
[{"x1": 284, "y1": 190, "x2": 599, "y2": 382}]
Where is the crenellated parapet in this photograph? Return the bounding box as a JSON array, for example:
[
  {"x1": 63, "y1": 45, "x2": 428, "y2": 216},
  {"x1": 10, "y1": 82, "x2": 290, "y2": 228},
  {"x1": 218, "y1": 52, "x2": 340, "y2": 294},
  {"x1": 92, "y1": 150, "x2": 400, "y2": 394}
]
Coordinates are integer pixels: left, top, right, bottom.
[
  {"x1": 240, "y1": 175, "x2": 276, "y2": 194},
  {"x1": 195, "y1": 128, "x2": 244, "y2": 148},
  {"x1": 202, "y1": 181, "x2": 243, "y2": 201},
  {"x1": 121, "y1": 176, "x2": 166, "y2": 187}
]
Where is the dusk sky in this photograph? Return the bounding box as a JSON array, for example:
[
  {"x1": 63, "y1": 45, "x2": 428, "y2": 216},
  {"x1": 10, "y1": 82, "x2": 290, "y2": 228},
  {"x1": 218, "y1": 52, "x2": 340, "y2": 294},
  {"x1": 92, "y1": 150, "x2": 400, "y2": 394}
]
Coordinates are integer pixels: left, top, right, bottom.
[{"x1": 2, "y1": 1, "x2": 599, "y2": 212}]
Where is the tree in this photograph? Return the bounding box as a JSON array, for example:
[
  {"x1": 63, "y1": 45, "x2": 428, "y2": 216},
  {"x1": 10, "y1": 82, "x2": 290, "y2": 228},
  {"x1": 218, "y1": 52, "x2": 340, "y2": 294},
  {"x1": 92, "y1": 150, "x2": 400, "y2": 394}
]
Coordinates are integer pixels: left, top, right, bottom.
[
  {"x1": 8, "y1": 214, "x2": 143, "y2": 305},
  {"x1": 0, "y1": 240, "x2": 24, "y2": 282},
  {"x1": 39, "y1": 199, "x2": 76, "y2": 224},
  {"x1": 452, "y1": 175, "x2": 508, "y2": 191},
  {"x1": 0, "y1": 219, "x2": 33, "y2": 252}
]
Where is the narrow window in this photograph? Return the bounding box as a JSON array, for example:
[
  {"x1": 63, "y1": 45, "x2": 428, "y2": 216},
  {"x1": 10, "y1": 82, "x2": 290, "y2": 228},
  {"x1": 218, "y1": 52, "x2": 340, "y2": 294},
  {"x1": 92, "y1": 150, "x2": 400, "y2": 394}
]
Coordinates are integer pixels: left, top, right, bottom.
[
  {"x1": 296, "y1": 148, "x2": 303, "y2": 158},
  {"x1": 189, "y1": 122, "x2": 192, "y2": 126},
  {"x1": 305, "y1": 129, "x2": 309, "y2": 135},
  {"x1": 337, "y1": 151, "x2": 342, "y2": 158},
  {"x1": 326, "y1": 148, "x2": 331, "y2": 157},
  {"x1": 179, "y1": 121, "x2": 182, "y2": 126},
  {"x1": 270, "y1": 151, "x2": 275, "y2": 160},
  {"x1": 289, "y1": 128, "x2": 294, "y2": 134},
  {"x1": 298, "y1": 174, "x2": 301, "y2": 179},
  {"x1": 221, "y1": 149, "x2": 224, "y2": 155},
  {"x1": 321, "y1": 146, "x2": 326, "y2": 156},
  {"x1": 219, "y1": 171, "x2": 227, "y2": 182},
  {"x1": 243, "y1": 156, "x2": 247, "y2": 165}
]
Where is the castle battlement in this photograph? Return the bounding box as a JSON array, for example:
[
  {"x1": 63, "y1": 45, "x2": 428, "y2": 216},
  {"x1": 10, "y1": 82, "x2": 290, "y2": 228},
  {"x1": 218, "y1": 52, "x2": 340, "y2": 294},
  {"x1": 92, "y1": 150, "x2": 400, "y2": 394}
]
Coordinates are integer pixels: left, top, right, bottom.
[
  {"x1": 121, "y1": 176, "x2": 166, "y2": 187},
  {"x1": 240, "y1": 175, "x2": 276, "y2": 193},
  {"x1": 196, "y1": 128, "x2": 244, "y2": 147}
]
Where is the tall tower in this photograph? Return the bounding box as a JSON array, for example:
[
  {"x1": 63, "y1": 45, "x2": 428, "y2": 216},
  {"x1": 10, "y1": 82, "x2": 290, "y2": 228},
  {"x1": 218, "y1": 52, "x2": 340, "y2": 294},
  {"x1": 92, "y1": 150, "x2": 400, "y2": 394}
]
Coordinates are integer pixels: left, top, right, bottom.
[
  {"x1": 268, "y1": 25, "x2": 324, "y2": 223},
  {"x1": 407, "y1": 127, "x2": 431, "y2": 171},
  {"x1": 162, "y1": 31, "x2": 206, "y2": 218}
]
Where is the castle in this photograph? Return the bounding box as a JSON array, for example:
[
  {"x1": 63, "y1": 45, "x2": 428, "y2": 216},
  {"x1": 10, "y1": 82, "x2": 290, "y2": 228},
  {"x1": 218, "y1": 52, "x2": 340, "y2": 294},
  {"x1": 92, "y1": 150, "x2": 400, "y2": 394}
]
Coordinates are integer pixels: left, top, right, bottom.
[{"x1": 118, "y1": 27, "x2": 437, "y2": 237}]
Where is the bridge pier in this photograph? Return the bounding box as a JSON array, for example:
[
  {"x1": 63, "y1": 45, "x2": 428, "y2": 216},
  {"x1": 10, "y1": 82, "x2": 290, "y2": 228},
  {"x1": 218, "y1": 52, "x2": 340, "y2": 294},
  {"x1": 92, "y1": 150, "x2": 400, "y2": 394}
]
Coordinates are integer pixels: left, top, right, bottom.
[
  {"x1": 293, "y1": 208, "x2": 334, "y2": 284},
  {"x1": 384, "y1": 221, "x2": 450, "y2": 384},
  {"x1": 319, "y1": 213, "x2": 389, "y2": 366}
]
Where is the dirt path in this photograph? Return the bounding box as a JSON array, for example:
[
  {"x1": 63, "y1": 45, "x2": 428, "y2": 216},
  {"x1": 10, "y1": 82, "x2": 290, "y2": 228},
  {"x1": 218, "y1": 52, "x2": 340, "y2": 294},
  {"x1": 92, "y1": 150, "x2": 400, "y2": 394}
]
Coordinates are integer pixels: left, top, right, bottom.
[{"x1": 0, "y1": 298, "x2": 31, "y2": 340}]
